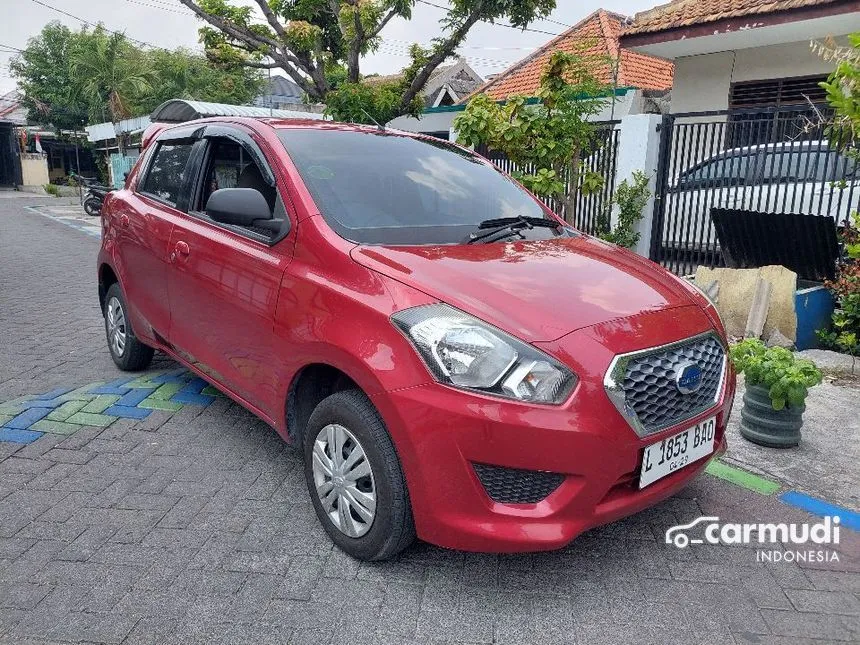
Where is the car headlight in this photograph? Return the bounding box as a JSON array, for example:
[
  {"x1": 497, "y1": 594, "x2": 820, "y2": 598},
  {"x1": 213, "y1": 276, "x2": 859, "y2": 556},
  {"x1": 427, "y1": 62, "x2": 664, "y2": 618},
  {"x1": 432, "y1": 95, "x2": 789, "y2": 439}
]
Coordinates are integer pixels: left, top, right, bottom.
[{"x1": 392, "y1": 304, "x2": 576, "y2": 404}]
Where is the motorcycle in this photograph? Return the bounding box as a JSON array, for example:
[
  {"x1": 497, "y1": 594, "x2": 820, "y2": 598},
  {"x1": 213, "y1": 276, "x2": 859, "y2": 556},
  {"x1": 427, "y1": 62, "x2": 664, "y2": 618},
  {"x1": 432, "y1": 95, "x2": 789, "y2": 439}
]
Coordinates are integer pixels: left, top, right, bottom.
[{"x1": 71, "y1": 173, "x2": 113, "y2": 216}]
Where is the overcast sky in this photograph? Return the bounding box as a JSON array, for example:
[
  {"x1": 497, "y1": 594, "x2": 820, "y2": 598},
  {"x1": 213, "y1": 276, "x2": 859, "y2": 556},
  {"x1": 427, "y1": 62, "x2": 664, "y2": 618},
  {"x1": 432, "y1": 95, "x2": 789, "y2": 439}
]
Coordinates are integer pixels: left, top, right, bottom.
[{"x1": 3, "y1": 0, "x2": 657, "y2": 97}]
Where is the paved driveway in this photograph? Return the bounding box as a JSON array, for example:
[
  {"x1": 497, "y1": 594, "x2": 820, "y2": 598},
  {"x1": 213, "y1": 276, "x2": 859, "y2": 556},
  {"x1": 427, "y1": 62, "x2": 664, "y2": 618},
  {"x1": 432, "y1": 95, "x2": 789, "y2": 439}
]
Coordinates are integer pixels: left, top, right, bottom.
[{"x1": 0, "y1": 197, "x2": 858, "y2": 644}]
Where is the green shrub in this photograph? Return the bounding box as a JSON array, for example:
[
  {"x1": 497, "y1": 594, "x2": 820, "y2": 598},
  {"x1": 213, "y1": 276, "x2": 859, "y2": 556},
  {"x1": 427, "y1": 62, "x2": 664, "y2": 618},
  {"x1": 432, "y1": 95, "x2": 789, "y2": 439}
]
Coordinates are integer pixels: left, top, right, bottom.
[
  {"x1": 729, "y1": 339, "x2": 823, "y2": 410},
  {"x1": 43, "y1": 183, "x2": 59, "y2": 197}
]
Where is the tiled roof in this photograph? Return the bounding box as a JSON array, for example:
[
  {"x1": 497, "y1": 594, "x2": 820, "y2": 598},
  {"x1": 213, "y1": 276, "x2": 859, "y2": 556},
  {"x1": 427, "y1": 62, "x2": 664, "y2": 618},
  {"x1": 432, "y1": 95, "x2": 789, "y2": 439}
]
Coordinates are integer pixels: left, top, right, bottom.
[
  {"x1": 466, "y1": 10, "x2": 673, "y2": 103},
  {"x1": 621, "y1": 0, "x2": 842, "y2": 36}
]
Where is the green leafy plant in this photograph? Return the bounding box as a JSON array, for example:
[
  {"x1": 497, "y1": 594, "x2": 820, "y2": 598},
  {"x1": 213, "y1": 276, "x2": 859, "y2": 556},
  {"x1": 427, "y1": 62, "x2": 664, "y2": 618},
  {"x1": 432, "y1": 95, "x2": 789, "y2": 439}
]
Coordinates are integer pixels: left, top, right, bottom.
[
  {"x1": 595, "y1": 170, "x2": 651, "y2": 248},
  {"x1": 43, "y1": 183, "x2": 59, "y2": 197},
  {"x1": 730, "y1": 339, "x2": 823, "y2": 410},
  {"x1": 455, "y1": 48, "x2": 612, "y2": 223},
  {"x1": 816, "y1": 212, "x2": 860, "y2": 369}
]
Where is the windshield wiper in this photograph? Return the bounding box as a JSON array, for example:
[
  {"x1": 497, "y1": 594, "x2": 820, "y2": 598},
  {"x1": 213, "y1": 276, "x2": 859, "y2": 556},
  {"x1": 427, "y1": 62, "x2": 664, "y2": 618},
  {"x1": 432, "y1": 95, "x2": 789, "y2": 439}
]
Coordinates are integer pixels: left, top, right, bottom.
[{"x1": 464, "y1": 215, "x2": 561, "y2": 244}]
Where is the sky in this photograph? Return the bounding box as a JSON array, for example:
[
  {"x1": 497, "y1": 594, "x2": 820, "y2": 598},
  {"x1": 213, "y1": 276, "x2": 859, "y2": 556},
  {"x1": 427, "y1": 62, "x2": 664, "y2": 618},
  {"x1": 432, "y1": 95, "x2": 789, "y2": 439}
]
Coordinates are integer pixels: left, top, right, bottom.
[{"x1": 2, "y1": 0, "x2": 659, "y2": 97}]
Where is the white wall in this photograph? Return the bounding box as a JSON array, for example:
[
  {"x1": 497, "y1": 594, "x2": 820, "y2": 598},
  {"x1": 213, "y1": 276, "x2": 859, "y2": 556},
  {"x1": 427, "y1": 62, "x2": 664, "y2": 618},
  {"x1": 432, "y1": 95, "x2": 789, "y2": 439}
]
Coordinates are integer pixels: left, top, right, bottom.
[{"x1": 671, "y1": 39, "x2": 842, "y2": 115}]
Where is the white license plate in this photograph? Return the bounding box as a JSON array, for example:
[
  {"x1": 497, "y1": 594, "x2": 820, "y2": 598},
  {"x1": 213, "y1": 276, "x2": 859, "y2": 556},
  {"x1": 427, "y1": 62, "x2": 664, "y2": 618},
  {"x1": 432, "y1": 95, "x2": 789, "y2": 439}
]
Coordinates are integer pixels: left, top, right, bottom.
[{"x1": 639, "y1": 416, "x2": 716, "y2": 489}]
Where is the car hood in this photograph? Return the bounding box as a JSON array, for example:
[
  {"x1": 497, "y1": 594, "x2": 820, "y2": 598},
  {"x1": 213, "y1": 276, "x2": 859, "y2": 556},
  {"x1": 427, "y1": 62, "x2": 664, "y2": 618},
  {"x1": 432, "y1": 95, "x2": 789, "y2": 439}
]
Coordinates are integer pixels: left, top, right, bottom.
[{"x1": 351, "y1": 236, "x2": 696, "y2": 342}]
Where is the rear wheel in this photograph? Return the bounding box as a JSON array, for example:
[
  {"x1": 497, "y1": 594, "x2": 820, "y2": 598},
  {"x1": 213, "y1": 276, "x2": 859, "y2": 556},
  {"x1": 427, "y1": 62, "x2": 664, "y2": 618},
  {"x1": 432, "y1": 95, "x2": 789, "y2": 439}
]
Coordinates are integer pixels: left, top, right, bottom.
[
  {"x1": 303, "y1": 389, "x2": 415, "y2": 561},
  {"x1": 104, "y1": 283, "x2": 154, "y2": 371}
]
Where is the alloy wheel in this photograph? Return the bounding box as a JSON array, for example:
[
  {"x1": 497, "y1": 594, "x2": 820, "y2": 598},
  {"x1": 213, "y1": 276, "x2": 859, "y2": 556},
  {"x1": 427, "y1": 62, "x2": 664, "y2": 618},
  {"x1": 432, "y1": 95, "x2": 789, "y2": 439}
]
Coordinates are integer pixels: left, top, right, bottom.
[
  {"x1": 311, "y1": 423, "x2": 377, "y2": 538},
  {"x1": 106, "y1": 296, "x2": 127, "y2": 358}
]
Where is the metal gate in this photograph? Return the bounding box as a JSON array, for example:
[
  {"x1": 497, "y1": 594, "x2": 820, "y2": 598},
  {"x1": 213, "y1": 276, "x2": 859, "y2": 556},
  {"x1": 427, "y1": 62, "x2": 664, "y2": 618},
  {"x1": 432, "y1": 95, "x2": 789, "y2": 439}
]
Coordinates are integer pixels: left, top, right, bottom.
[
  {"x1": 476, "y1": 121, "x2": 620, "y2": 236},
  {"x1": 649, "y1": 105, "x2": 859, "y2": 276}
]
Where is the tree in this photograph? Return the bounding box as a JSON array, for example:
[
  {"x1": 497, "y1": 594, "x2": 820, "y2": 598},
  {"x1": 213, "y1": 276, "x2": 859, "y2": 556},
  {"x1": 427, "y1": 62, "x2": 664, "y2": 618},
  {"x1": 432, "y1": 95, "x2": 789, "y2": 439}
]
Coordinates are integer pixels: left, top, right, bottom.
[
  {"x1": 454, "y1": 49, "x2": 611, "y2": 223},
  {"x1": 68, "y1": 28, "x2": 154, "y2": 125},
  {"x1": 8, "y1": 22, "x2": 89, "y2": 130},
  {"x1": 140, "y1": 48, "x2": 266, "y2": 113},
  {"x1": 176, "y1": 0, "x2": 556, "y2": 123},
  {"x1": 11, "y1": 22, "x2": 265, "y2": 130}
]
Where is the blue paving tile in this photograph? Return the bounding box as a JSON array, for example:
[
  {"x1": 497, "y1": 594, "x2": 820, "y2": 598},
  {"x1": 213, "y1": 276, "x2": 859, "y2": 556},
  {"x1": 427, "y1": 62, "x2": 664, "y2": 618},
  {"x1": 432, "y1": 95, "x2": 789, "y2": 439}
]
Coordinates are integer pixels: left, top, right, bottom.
[
  {"x1": 6, "y1": 407, "x2": 53, "y2": 430},
  {"x1": 0, "y1": 427, "x2": 45, "y2": 444},
  {"x1": 170, "y1": 392, "x2": 215, "y2": 406},
  {"x1": 180, "y1": 378, "x2": 209, "y2": 395},
  {"x1": 17, "y1": 398, "x2": 66, "y2": 411},
  {"x1": 149, "y1": 369, "x2": 189, "y2": 384},
  {"x1": 104, "y1": 405, "x2": 152, "y2": 420},
  {"x1": 115, "y1": 387, "x2": 156, "y2": 407},
  {"x1": 31, "y1": 387, "x2": 74, "y2": 401},
  {"x1": 90, "y1": 378, "x2": 135, "y2": 395}
]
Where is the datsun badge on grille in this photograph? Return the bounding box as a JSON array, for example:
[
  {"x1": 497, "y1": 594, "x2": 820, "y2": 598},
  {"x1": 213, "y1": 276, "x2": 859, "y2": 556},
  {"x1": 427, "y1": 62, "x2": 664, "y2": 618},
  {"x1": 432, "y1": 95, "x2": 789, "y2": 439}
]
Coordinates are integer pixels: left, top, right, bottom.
[{"x1": 675, "y1": 362, "x2": 704, "y2": 395}]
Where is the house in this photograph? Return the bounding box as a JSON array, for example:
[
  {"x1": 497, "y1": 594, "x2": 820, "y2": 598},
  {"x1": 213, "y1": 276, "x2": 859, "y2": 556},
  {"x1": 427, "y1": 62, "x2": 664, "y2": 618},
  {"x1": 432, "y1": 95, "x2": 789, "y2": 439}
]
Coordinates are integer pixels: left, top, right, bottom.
[
  {"x1": 388, "y1": 10, "x2": 674, "y2": 139},
  {"x1": 368, "y1": 58, "x2": 484, "y2": 109},
  {"x1": 253, "y1": 75, "x2": 305, "y2": 110},
  {"x1": 0, "y1": 91, "x2": 25, "y2": 188},
  {"x1": 470, "y1": 9, "x2": 674, "y2": 116},
  {"x1": 619, "y1": 0, "x2": 860, "y2": 132}
]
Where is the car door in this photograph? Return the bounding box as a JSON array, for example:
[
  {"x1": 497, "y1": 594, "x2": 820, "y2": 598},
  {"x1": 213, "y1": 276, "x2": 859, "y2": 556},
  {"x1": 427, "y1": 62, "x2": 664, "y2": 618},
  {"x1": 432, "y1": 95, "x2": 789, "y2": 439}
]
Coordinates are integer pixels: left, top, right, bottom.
[
  {"x1": 165, "y1": 124, "x2": 295, "y2": 419},
  {"x1": 116, "y1": 132, "x2": 197, "y2": 344}
]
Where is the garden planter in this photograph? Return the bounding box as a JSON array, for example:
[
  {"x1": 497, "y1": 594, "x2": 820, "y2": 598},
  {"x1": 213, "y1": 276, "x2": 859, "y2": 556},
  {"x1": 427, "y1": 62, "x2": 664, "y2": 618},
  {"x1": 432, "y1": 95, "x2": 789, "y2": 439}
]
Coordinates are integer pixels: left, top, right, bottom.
[{"x1": 739, "y1": 384, "x2": 805, "y2": 448}]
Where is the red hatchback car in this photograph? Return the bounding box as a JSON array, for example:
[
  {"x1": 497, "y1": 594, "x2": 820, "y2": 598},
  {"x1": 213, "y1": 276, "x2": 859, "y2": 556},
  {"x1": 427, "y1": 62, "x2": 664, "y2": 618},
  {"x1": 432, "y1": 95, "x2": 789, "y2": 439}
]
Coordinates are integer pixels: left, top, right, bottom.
[{"x1": 98, "y1": 117, "x2": 735, "y2": 560}]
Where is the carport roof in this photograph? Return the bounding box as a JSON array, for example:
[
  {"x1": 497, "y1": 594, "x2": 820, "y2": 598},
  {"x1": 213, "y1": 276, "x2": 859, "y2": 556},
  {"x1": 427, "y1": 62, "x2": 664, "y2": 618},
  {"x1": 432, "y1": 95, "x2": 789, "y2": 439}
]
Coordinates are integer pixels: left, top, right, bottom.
[{"x1": 150, "y1": 99, "x2": 325, "y2": 123}]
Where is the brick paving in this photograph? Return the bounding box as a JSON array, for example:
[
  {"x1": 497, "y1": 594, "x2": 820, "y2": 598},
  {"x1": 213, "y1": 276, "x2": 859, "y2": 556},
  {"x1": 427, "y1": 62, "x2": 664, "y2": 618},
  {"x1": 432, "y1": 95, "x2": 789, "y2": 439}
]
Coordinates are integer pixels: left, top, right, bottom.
[{"x1": 0, "y1": 196, "x2": 858, "y2": 644}]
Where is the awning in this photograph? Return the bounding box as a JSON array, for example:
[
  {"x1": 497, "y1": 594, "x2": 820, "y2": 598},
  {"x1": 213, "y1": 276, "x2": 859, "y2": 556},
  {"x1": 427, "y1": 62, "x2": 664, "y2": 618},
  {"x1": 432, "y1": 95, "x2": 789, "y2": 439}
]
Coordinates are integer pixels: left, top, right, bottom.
[{"x1": 149, "y1": 99, "x2": 326, "y2": 123}]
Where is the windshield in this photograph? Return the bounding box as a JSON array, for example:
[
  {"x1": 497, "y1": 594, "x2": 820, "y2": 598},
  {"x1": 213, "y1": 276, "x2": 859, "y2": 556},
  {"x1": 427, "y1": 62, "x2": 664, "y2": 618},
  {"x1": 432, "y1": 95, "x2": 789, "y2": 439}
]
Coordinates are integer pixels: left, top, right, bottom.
[{"x1": 277, "y1": 128, "x2": 563, "y2": 244}]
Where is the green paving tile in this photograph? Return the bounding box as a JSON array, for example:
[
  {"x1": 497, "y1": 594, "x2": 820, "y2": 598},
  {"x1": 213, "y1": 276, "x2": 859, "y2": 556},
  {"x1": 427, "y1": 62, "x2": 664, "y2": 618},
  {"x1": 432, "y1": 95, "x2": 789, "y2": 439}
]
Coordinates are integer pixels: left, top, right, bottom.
[
  {"x1": 706, "y1": 459, "x2": 781, "y2": 495},
  {"x1": 82, "y1": 395, "x2": 120, "y2": 414},
  {"x1": 0, "y1": 414, "x2": 13, "y2": 426},
  {"x1": 31, "y1": 419, "x2": 82, "y2": 435},
  {"x1": 139, "y1": 397, "x2": 182, "y2": 412},
  {"x1": 125, "y1": 371, "x2": 166, "y2": 388},
  {"x1": 55, "y1": 383, "x2": 103, "y2": 402},
  {"x1": 0, "y1": 397, "x2": 30, "y2": 414},
  {"x1": 66, "y1": 411, "x2": 116, "y2": 427},
  {"x1": 201, "y1": 386, "x2": 224, "y2": 397},
  {"x1": 47, "y1": 399, "x2": 89, "y2": 422},
  {"x1": 151, "y1": 381, "x2": 185, "y2": 400}
]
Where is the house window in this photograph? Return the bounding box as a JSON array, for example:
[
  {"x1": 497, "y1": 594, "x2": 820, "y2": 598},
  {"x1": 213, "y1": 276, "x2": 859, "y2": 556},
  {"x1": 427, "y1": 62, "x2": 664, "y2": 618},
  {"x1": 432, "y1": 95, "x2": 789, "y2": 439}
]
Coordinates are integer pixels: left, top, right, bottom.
[{"x1": 727, "y1": 75, "x2": 829, "y2": 148}]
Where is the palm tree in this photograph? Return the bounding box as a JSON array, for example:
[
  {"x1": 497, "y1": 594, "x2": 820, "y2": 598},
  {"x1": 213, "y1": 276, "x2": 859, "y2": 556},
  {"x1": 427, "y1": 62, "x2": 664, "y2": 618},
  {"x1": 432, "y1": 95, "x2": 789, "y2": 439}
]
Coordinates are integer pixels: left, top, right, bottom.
[{"x1": 69, "y1": 28, "x2": 153, "y2": 150}]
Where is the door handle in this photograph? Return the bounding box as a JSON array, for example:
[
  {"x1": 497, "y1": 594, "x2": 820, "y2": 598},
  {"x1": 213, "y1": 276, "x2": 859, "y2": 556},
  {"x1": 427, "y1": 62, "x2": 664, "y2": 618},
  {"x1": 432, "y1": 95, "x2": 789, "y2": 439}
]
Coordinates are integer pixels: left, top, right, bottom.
[{"x1": 170, "y1": 241, "x2": 190, "y2": 263}]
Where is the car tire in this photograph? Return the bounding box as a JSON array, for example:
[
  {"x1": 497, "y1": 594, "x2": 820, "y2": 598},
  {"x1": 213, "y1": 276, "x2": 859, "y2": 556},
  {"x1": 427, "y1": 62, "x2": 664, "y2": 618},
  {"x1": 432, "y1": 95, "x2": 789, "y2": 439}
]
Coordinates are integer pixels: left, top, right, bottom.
[
  {"x1": 303, "y1": 389, "x2": 415, "y2": 561},
  {"x1": 83, "y1": 197, "x2": 101, "y2": 216},
  {"x1": 104, "y1": 283, "x2": 154, "y2": 371}
]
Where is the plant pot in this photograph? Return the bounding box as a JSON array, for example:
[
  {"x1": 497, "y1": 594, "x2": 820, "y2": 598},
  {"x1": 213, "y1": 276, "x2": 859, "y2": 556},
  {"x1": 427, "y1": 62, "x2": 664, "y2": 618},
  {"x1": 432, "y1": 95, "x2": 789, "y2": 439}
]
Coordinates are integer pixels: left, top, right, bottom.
[{"x1": 739, "y1": 384, "x2": 805, "y2": 448}]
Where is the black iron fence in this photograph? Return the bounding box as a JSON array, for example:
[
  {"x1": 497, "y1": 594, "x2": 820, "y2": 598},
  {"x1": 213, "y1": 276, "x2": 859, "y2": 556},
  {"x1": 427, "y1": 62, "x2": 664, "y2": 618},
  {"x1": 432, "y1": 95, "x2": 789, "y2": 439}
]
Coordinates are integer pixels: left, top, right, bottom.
[
  {"x1": 650, "y1": 104, "x2": 859, "y2": 276},
  {"x1": 475, "y1": 122, "x2": 621, "y2": 236}
]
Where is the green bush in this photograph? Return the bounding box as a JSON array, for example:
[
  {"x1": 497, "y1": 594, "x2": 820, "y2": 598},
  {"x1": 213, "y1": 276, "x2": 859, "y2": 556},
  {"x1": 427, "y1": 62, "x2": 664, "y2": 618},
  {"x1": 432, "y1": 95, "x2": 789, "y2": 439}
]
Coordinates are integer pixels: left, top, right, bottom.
[
  {"x1": 729, "y1": 339, "x2": 823, "y2": 410},
  {"x1": 43, "y1": 183, "x2": 59, "y2": 197}
]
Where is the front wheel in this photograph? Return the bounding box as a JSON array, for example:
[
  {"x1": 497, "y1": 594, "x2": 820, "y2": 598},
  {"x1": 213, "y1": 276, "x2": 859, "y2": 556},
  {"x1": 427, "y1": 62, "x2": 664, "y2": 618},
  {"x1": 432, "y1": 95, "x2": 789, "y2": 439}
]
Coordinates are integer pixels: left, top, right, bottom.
[
  {"x1": 83, "y1": 197, "x2": 101, "y2": 216},
  {"x1": 303, "y1": 389, "x2": 415, "y2": 561},
  {"x1": 104, "y1": 283, "x2": 154, "y2": 371}
]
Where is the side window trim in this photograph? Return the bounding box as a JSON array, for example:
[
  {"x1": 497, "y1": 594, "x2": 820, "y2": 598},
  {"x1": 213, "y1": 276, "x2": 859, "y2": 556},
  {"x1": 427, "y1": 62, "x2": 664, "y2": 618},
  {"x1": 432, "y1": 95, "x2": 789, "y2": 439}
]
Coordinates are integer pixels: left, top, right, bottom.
[
  {"x1": 202, "y1": 124, "x2": 276, "y2": 187},
  {"x1": 185, "y1": 132, "x2": 291, "y2": 246}
]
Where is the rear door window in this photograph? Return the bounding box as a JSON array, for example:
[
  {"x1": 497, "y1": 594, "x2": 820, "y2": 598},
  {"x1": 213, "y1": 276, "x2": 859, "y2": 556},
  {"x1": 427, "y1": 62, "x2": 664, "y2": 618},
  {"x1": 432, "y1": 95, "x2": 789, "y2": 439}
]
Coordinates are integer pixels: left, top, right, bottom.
[{"x1": 140, "y1": 142, "x2": 195, "y2": 206}]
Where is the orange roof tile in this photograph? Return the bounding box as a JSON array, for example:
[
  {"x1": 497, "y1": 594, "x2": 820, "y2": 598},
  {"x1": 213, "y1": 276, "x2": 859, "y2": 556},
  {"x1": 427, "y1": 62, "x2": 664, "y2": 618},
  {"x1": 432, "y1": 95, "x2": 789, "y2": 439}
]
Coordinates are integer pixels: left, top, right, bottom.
[
  {"x1": 466, "y1": 9, "x2": 673, "y2": 103},
  {"x1": 620, "y1": 0, "x2": 843, "y2": 36}
]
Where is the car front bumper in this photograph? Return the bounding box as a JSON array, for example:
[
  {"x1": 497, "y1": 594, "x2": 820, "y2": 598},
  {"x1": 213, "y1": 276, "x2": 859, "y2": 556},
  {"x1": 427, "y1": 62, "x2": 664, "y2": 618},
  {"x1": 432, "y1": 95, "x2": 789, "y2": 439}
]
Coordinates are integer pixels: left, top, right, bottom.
[{"x1": 371, "y1": 305, "x2": 735, "y2": 553}]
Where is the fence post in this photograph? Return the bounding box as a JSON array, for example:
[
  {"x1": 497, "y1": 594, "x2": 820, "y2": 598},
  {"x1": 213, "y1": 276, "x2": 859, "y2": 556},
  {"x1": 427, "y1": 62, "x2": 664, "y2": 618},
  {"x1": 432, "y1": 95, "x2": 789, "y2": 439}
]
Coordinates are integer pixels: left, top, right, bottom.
[{"x1": 611, "y1": 114, "x2": 663, "y2": 258}]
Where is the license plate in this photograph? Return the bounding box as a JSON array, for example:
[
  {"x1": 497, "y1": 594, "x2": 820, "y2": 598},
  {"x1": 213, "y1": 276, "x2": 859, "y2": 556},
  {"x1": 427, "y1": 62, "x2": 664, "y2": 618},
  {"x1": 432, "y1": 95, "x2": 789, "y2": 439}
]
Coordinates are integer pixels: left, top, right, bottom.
[{"x1": 639, "y1": 416, "x2": 716, "y2": 489}]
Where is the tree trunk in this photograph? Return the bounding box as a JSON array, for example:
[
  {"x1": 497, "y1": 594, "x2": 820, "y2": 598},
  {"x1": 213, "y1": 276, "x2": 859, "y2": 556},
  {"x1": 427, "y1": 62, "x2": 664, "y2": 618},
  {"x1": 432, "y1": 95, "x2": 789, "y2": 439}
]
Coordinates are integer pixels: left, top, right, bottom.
[{"x1": 562, "y1": 150, "x2": 581, "y2": 225}]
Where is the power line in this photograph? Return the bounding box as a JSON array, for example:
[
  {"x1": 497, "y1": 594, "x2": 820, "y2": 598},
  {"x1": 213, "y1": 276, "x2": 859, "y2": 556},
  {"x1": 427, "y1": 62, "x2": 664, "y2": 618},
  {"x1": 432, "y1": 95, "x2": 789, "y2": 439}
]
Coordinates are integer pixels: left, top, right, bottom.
[
  {"x1": 120, "y1": 0, "x2": 194, "y2": 16},
  {"x1": 415, "y1": 0, "x2": 562, "y2": 36},
  {"x1": 28, "y1": 0, "x2": 171, "y2": 51}
]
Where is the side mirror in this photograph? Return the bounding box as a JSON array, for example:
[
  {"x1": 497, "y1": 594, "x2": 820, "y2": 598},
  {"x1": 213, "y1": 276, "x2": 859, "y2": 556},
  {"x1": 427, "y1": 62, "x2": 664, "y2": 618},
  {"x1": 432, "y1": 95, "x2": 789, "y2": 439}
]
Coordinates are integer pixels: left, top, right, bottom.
[{"x1": 206, "y1": 188, "x2": 271, "y2": 227}]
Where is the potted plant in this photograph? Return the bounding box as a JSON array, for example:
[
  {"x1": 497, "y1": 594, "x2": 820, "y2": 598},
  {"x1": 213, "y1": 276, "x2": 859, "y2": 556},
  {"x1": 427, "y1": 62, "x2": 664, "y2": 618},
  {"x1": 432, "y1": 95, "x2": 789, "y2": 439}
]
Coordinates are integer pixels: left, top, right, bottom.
[{"x1": 729, "y1": 339, "x2": 823, "y2": 448}]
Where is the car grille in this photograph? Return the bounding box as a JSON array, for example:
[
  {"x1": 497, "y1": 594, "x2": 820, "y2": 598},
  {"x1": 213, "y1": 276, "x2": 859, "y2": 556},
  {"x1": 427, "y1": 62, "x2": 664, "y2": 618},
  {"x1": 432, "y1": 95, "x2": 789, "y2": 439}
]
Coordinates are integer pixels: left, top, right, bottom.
[
  {"x1": 604, "y1": 333, "x2": 726, "y2": 437},
  {"x1": 472, "y1": 464, "x2": 564, "y2": 504}
]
